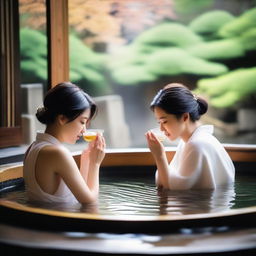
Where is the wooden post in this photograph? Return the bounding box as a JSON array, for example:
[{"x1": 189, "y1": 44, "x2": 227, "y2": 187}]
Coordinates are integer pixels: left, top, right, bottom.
[
  {"x1": 0, "y1": 0, "x2": 22, "y2": 147},
  {"x1": 46, "y1": 0, "x2": 69, "y2": 88}
]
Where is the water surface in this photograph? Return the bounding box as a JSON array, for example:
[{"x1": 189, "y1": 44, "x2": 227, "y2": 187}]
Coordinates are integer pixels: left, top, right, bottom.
[{"x1": 2, "y1": 175, "x2": 256, "y2": 216}]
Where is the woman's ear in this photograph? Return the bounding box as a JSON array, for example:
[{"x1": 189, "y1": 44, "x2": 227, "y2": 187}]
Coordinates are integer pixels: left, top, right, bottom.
[
  {"x1": 183, "y1": 112, "x2": 189, "y2": 122},
  {"x1": 57, "y1": 114, "x2": 68, "y2": 125}
]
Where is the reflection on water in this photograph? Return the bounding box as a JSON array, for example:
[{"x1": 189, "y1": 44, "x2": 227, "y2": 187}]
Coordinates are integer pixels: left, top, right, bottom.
[
  {"x1": 2, "y1": 175, "x2": 256, "y2": 216},
  {"x1": 98, "y1": 176, "x2": 238, "y2": 216}
]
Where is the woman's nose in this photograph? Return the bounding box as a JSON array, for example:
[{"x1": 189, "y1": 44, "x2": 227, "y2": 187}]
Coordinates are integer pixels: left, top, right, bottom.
[{"x1": 160, "y1": 123, "x2": 164, "y2": 131}]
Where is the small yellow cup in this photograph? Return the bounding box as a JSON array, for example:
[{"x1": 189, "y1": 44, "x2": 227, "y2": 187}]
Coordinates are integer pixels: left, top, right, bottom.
[{"x1": 83, "y1": 129, "x2": 104, "y2": 142}]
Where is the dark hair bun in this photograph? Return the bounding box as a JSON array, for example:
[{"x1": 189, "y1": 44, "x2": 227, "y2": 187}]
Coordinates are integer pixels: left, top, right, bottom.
[
  {"x1": 36, "y1": 107, "x2": 54, "y2": 124},
  {"x1": 197, "y1": 97, "x2": 208, "y2": 116}
]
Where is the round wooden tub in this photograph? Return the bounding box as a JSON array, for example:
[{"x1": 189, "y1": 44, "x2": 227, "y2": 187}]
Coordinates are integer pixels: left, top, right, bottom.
[{"x1": 0, "y1": 145, "x2": 256, "y2": 255}]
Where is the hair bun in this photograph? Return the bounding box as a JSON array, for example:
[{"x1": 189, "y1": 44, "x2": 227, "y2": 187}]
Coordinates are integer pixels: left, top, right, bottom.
[
  {"x1": 36, "y1": 106, "x2": 49, "y2": 124},
  {"x1": 36, "y1": 106, "x2": 47, "y2": 115},
  {"x1": 197, "y1": 97, "x2": 208, "y2": 115}
]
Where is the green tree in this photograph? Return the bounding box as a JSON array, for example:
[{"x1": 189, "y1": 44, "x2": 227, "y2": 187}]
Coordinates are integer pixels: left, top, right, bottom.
[
  {"x1": 20, "y1": 28, "x2": 47, "y2": 83},
  {"x1": 196, "y1": 68, "x2": 256, "y2": 108},
  {"x1": 20, "y1": 28, "x2": 109, "y2": 95},
  {"x1": 108, "y1": 22, "x2": 227, "y2": 85},
  {"x1": 189, "y1": 10, "x2": 235, "y2": 40},
  {"x1": 193, "y1": 8, "x2": 256, "y2": 108},
  {"x1": 69, "y1": 34, "x2": 110, "y2": 95}
]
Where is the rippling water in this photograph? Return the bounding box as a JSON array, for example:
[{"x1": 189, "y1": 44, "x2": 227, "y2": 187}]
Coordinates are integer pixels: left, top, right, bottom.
[{"x1": 2, "y1": 175, "x2": 256, "y2": 216}]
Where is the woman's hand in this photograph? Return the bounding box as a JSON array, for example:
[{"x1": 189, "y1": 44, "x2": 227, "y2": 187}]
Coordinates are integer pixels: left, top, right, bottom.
[
  {"x1": 145, "y1": 131, "x2": 165, "y2": 158},
  {"x1": 87, "y1": 133, "x2": 106, "y2": 165},
  {"x1": 145, "y1": 131, "x2": 170, "y2": 189}
]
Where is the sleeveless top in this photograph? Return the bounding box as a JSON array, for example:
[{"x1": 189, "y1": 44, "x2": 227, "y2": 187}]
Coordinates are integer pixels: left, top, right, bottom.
[
  {"x1": 156, "y1": 125, "x2": 235, "y2": 190},
  {"x1": 23, "y1": 132, "x2": 78, "y2": 203}
]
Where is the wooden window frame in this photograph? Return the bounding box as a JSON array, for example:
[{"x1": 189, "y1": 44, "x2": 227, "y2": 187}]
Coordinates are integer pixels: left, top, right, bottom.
[
  {"x1": 0, "y1": 0, "x2": 69, "y2": 148},
  {"x1": 46, "y1": 0, "x2": 69, "y2": 89},
  {"x1": 0, "y1": 0, "x2": 22, "y2": 148}
]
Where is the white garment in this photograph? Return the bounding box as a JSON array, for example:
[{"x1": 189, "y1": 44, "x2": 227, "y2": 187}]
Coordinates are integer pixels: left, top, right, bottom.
[
  {"x1": 156, "y1": 125, "x2": 235, "y2": 190},
  {"x1": 23, "y1": 132, "x2": 78, "y2": 203}
]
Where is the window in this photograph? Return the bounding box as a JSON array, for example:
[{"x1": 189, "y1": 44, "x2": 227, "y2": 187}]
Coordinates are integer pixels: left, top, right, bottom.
[
  {"x1": 1, "y1": 0, "x2": 255, "y2": 152},
  {"x1": 68, "y1": 0, "x2": 256, "y2": 149}
]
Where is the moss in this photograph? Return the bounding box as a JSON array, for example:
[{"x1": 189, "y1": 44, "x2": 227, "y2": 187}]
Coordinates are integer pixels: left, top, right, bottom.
[
  {"x1": 134, "y1": 22, "x2": 202, "y2": 48},
  {"x1": 187, "y1": 38, "x2": 245, "y2": 60},
  {"x1": 69, "y1": 34, "x2": 106, "y2": 72},
  {"x1": 240, "y1": 28, "x2": 256, "y2": 51},
  {"x1": 145, "y1": 48, "x2": 228, "y2": 76},
  {"x1": 111, "y1": 65, "x2": 157, "y2": 85},
  {"x1": 20, "y1": 28, "x2": 47, "y2": 58},
  {"x1": 108, "y1": 45, "x2": 148, "y2": 70},
  {"x1": 219, "y1": 7, "x2": 256, "y2": 38},
  {"x1": 196, "y1": 67, "x2": 256, "y2": 108},
  {"x1": 20, "y1": 28, "x2": 47, "y2": 82},
  {"x1": 189, "y1": 10, "x2": 234, "y2": 38},
  {"x1": 69, "y1": 34, "x2": 109, "y2": 94}
]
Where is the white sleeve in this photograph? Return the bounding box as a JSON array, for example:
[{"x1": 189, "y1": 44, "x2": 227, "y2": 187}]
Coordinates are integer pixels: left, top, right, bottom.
[{"x1": 168, "y1": 143, "x2": 204, "y2": 190}]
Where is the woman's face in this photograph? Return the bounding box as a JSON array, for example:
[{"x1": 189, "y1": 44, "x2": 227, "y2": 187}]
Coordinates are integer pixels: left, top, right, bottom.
[
  {"x1": 61, "y1": 109, "x2": 91, "y2": 144},
  {"x1": 153, "y1": 107, "x2": 187, "y2": 141}
]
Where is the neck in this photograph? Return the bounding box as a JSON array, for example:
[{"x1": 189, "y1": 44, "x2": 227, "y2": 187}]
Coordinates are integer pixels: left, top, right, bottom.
[
  {"x1": 181, "y1": 121, "x2": 200, "y2": 142},
  {"x1": 45, "y1": 125, "x2": 63, "y2": 143}
]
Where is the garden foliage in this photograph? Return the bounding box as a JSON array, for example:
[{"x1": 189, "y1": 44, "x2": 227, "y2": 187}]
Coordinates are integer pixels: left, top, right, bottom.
[
  {"x1": 20, "y1": 7, "x2": 256, "y2": 107},
  {"x1": 108, "y1": 7, "x2": 256, "y2": 108}
]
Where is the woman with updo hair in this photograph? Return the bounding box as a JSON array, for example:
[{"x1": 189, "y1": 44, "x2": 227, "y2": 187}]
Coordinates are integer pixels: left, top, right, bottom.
[
  {"x1": 23, "y1": 82, "x2": 105, "y2": 204},
  {"x1": 145, "y1": 83, "x2": 235, "y2": 190}
]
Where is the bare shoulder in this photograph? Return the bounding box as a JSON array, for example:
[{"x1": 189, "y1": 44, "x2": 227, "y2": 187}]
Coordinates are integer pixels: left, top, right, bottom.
[
  {"x1": 39, "y1": 144, "x2": 67, "y2": 157},
  {"x1": 36, "y1": 144, "x2": 79, "y2": 178},
  {"x1": 38, "y1": 145, "x2": 73, "y2": 167}
]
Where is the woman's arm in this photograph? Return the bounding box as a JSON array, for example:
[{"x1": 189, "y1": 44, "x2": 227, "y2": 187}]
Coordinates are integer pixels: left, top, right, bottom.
[
  {"x1": 52, "y1": 135, "x2": 105, "y2": 203},
  {"x1": 145, "y1": 131, "x2": 170, "y2": 188},
  {"x1": 80, "y1": 149, "x2": 90, "y2": 182},
  {"x1": 167, "y1": 142, "x2": 203, "y2": 190},
  {"x1": 154, "y1": 154, "x2": 170, "y2": 188}
]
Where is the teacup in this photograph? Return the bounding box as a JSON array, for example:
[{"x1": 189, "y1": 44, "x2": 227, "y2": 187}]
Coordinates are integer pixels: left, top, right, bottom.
[
  {"x1": 150, "y1": 127, "x2": 166, "y2": 142},
  {"x1": 83, "y1": 129, "x2": 104, "y2": 142}
]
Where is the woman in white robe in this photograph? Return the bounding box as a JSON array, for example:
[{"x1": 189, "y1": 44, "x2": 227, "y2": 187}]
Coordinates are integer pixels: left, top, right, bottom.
[
  {"x1": 24, "y1": 82, "x2": 105, "y2": 204},
  {"x1": 145, "y1": 83, "x2": 235, "y2": 190}
]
